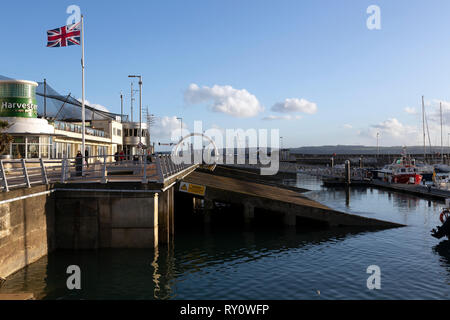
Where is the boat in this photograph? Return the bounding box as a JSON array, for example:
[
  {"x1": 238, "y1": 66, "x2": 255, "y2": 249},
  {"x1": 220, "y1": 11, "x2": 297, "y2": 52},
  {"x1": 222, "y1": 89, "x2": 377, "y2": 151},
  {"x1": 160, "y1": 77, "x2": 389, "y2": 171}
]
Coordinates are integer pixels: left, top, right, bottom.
[
  {"x1": 376, "y1": 153, "x2": 422, "y2": 184},
  {"x1": 415, "y1": 161, "x2": 435, "y2": 181},
  {"x1": 434, "y1": 163, "x2": 450, "y2": 173}
]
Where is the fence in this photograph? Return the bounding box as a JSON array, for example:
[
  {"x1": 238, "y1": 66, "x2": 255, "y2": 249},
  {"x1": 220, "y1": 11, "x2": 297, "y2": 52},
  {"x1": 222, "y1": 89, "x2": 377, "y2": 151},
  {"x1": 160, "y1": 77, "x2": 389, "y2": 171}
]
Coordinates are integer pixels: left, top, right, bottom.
[{"x1": 0, "y1": 154, "x2": 198, "y2": 192}]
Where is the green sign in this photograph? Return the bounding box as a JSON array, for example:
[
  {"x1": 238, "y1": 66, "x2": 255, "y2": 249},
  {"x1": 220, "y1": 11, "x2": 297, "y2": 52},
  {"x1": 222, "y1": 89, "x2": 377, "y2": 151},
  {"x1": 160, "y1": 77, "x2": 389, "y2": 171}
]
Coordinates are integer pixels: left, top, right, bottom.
[{"x1": 0, "y1": 97, "x2": 38, "y2": 118}]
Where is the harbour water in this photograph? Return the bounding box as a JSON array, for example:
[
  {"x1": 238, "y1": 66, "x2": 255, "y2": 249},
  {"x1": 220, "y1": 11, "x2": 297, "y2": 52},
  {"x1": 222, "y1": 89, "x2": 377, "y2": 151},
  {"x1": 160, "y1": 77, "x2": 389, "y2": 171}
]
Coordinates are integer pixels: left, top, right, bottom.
[{"x1": 1, "y1": 174, "x2": 449, "y2": 299}]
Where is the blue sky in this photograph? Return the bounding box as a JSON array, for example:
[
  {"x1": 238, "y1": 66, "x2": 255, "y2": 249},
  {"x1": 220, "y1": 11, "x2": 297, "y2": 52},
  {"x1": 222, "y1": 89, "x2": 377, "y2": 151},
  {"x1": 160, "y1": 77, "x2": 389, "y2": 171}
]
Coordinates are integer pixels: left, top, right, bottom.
[{"x1": 2, "y1": 0, "x2": 450, "y2": 147}]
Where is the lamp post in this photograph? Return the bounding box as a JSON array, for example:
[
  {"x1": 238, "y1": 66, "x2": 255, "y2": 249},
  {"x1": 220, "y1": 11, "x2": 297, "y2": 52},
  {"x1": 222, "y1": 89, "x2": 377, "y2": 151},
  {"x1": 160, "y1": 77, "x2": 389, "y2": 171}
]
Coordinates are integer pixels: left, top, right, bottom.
[
  {"x1": 176, "y1": 117, "x2": 183, "y2": 142},
  {"x1": 129, "y1": 82, "x2": 138, "y2": 122},
  {"x1": 129, "y1": 75, "x2": 142, "y2": 160},
  {"x1": 148, "y1": 112, "x2": 155, "y2": 153},
  {"x1": 120, "y1": 91, "x2": 123, "y2": 122},
  {"x1": 376, "y1": 132, "x2": 380, "y2": 158}
]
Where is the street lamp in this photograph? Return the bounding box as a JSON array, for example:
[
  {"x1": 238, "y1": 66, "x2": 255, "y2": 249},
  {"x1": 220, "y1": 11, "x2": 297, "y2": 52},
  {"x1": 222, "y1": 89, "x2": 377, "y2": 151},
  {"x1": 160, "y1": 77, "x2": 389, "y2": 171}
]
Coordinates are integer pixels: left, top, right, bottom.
[
  {"x1": 128, "y1": 75, "x2": 142, "y2": 144},
  {"x1": 376, "y1": 132, "x2": 380, "y2": 158},
  {"x1": 176, "y1": 117, "x2": 183, "y2": 142},
  {"x1": 128, "y1": 75, "x2": 142, "y2": 161}
]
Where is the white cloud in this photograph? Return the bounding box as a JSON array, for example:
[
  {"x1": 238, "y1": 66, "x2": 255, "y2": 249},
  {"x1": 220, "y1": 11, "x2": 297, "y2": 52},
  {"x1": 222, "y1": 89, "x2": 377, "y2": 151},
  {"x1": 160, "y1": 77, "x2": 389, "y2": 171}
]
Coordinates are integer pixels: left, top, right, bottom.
[
  {"x1": 151, "y1": 116, "x2": 185, "y2": 139},
  {"x1": 271, "y1": 98, "x2": 317, "y2": 114},
  {"x1": 427, "y1": 99, "x2": 450, "y2": 124},
  {"x1": 343, "y1": 124, "x2": 353, "y2": 129},
  {"x1": 184, "y1": 83, "x2": 263, "y2": 118},
  {"x1": 404, "y1": 107, "x2": 417, "y2": 115},
  {"x1": 262, "y1": 115, "x2": 302, "y2": 121},
  {"x1": 359, "y1": 118, "x2": 419, "y2": 145},
  {"x1": 77, "y1": 98, "x2": 109, "y2": 112}
]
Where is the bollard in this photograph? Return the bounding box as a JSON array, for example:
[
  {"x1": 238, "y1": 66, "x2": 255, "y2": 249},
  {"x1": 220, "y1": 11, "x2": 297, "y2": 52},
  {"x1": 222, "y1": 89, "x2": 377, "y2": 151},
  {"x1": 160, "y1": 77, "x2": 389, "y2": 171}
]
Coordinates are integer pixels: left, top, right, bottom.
[
  {"x1": 345, "y1": 160, "x2": 351, "y2": 185},
  {"x1": 331, "y1": 157, "x2": 334, "y2": 168},
  {"x1": 101, "y1": 155, "x2": 108, "y2": 183}
]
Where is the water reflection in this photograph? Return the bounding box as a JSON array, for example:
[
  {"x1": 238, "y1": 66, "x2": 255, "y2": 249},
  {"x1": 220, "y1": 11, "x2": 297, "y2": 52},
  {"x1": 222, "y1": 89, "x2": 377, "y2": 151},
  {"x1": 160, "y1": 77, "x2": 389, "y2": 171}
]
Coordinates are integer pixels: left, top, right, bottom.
[
  {"x1": 433, "y1": 240, "x2": 450, "y2": 284},
  {"x1": 1, "y1": 173, "x2": 450, "y2": 299},
  {"x1": 0, "y1": 225, "x2": 379, "y2": 300}
]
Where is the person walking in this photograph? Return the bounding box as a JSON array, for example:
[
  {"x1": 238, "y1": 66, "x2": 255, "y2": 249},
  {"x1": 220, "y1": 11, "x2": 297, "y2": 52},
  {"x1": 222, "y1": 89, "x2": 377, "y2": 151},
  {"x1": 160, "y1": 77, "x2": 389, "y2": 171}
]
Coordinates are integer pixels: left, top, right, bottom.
[
  {"x1": 75, "y1": 151, "x2": 83, "y2": 177},
  {"x1": 114, "y1": 151, "x2": 119, "y2": 165},
  {"x1": 85, "y1": 149, "x2": 89, "y2": 168}
]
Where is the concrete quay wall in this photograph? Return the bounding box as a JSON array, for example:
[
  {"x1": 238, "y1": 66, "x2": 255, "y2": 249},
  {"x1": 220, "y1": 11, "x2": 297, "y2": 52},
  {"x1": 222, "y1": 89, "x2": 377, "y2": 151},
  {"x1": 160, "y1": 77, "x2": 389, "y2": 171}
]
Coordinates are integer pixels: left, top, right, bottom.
[{"x1": 0, "y1": 185, "x2": 55, "y2": 279}]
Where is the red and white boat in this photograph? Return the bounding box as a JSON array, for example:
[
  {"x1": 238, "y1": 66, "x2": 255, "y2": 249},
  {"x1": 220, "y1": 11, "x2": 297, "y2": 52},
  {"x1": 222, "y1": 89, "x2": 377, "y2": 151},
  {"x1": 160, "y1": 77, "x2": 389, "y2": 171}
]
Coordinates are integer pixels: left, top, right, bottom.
[{"x1": 377, "y1": 155, "x2": 422, "y2": 184}]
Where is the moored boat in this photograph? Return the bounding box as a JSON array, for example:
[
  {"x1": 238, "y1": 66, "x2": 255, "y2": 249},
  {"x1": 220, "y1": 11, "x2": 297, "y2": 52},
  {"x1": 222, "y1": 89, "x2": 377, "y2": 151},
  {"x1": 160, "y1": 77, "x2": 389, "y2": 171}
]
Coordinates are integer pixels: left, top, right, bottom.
[{"x1": 376, "y1": 154, "x2": 422, "y2": 184}]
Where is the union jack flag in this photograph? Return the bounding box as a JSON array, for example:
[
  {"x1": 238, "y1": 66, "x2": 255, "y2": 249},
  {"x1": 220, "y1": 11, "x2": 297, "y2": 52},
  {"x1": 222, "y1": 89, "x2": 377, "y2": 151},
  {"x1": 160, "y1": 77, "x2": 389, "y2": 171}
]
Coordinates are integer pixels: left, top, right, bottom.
[{"x1": 47, "y1": 22, "x2": 81, "y2": 47}]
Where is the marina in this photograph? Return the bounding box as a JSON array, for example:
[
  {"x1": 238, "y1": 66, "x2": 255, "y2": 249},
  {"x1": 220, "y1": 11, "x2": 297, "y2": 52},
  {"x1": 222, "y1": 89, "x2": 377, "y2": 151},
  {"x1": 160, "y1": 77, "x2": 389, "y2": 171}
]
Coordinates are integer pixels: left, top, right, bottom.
[
  {"x1": 0, "y1": 170, "x2": 448, "y2": 300},
  {"x1": 1, "y1": 1, "x2": 450, "y2": 307}
]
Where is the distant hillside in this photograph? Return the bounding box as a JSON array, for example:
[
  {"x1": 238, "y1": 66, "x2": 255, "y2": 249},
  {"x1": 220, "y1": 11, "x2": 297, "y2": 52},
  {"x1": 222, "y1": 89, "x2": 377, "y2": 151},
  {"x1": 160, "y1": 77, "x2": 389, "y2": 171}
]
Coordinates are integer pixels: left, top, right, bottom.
[{"x1": 289, "y1": 145, "x2": 450, "y2": 155}]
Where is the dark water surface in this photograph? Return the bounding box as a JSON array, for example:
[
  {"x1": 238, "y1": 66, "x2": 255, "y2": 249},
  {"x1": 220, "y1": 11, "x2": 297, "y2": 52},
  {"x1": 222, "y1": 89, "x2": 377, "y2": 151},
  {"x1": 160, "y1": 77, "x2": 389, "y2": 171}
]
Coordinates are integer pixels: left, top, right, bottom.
[{"x1": 1, "y1": 174, "x2": 449, "y2": 299}]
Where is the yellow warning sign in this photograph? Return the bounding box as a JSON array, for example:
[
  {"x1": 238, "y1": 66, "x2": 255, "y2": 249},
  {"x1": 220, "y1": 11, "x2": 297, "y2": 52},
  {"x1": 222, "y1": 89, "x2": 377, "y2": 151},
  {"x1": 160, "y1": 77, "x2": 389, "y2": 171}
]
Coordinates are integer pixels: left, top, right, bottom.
[{"x1": 179, "y1": 182, "x2": 206, "y2": 196}]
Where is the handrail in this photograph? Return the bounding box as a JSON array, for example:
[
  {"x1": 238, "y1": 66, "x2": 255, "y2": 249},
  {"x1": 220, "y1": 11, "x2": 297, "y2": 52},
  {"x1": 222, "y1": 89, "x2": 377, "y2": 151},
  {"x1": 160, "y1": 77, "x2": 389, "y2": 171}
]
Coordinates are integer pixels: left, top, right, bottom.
[{"x1": 0, "y1": 153, "x2": 198, "y2": 192}]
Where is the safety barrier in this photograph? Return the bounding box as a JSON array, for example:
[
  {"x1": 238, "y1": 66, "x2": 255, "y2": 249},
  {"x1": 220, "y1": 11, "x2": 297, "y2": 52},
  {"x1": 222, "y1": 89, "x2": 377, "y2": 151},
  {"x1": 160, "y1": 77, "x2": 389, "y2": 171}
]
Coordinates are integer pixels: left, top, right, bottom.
[{"x1": 0, "y1": 154, "x2": 198, "y2": 191}]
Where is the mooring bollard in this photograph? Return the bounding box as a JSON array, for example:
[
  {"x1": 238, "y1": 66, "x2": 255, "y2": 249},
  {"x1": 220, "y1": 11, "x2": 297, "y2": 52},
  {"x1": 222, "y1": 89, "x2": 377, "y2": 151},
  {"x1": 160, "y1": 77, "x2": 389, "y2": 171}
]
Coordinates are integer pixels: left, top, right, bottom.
[{"x1": 345, "y1": 160, "x2": 351, "y2": 185}]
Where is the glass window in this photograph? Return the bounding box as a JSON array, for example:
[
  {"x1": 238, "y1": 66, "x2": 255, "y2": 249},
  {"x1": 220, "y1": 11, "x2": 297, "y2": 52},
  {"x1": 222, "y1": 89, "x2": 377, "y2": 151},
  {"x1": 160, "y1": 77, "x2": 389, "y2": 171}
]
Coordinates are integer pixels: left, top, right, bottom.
[
  {"x1": 40, "y1": 145, "x2": 49, "y2": 159},
  {"x1": 27, "y1": 144, "x2": 39, "y2": 159},
  {"x1": 11, "y1": 144, "x2": 25, "y2": 159},
  {"x1": 27, "y1": 136, "x2": 39, "y2": 144}
]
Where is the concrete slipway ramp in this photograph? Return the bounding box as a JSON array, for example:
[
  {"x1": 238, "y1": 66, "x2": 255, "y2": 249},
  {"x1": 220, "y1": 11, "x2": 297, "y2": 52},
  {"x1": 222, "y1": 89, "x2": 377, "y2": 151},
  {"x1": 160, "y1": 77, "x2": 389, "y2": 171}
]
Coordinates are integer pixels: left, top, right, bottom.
[{"x1": 183, "y1": 171, "x2": 403, "y2": 229}]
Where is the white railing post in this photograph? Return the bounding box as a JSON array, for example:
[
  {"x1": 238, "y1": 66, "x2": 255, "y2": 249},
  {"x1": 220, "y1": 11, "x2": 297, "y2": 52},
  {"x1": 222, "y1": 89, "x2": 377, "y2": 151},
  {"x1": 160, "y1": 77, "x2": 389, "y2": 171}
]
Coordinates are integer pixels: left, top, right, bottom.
[
  {"x1": 101, "y1": 155, "x2": 108, "y2": 183},
  {"x1": 22, "y1": 159, "x2": 31, "y2": 188},
  {"x1": 40, "y1": 158, "x2": 49, "y2": 185},
  {"x1": 167, "y1": 156, "x2": 174, "y2": 175},
  {"x1": 142, "y1": 155, "x2": 148, "y2": 184},
  {"x1": 0, "y1": 160, "x2": 9, "y2": 192},
  {"x1": 155, "y1": 155, "x2": 164, "y2": 183},
  {"x1": 61, "y1": 156, "x2": 67, "y2": 183}
]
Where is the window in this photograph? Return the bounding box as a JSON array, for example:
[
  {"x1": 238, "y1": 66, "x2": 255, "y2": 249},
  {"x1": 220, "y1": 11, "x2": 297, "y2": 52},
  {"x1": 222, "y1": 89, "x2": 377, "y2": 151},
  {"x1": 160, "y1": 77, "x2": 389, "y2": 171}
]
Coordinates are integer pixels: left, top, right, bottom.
[
  {"x1": 113, "y1": 128, "x2": 117, "y2": 135},
  {"x1": 117, "y1": 129, "x2": 122, "y2": 137},
  {"x1": 11, "y1": 144, "x2": 25, "y2": 159}
]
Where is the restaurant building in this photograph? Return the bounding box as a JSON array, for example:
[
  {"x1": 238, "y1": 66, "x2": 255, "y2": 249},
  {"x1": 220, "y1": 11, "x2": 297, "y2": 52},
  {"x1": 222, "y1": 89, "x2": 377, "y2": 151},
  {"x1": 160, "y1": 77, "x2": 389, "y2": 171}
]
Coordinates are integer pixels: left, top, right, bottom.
[{"x1": 0, "y1": 79, "x2": 148, "y2": 160}]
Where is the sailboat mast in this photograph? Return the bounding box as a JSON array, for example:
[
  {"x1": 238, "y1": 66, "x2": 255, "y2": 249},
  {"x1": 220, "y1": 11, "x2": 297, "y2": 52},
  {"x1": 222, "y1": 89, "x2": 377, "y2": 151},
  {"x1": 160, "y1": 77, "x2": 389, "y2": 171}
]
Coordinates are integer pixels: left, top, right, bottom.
[
  {"x1": 441, "y1": 102, "x2": 444, "y2": 163},
  {"x1": 422, "y1": 96, "x2": 426, "y2": 162}
]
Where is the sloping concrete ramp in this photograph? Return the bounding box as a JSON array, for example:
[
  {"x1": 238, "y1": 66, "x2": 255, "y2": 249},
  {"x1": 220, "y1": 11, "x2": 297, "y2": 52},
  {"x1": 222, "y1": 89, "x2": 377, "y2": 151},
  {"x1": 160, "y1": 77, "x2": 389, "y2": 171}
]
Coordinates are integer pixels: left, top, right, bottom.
[{"x1": 183, "y1": 171, "x2": 403, "y2": 229}]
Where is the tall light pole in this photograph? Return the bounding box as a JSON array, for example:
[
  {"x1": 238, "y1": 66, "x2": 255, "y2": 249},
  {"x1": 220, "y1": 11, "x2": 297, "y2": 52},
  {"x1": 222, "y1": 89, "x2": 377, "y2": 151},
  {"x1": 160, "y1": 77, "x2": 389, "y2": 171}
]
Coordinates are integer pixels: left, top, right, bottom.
[
  {"x1": 120, "y1": 91, "x2": 123, "y2": 122},
  {"x1": 130, "y1": 82, "x2": 134, "y2": 122},
  {"x1": 376, "y1": 132, "x2": 380, "y2": 158},
  {"x1": 176, "y1": 117, "x2": 183, "y2": 142},
  {"x1": 128, "y1": 75, "x2": 142, "y2": 146}
]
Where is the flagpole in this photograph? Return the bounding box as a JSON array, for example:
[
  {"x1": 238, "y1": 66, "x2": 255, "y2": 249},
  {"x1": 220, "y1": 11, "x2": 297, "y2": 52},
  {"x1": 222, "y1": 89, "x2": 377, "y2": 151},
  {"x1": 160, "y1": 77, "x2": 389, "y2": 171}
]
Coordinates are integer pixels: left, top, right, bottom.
[{"x1": 81, "y1": 14, "x2": 86, "y2": 175}]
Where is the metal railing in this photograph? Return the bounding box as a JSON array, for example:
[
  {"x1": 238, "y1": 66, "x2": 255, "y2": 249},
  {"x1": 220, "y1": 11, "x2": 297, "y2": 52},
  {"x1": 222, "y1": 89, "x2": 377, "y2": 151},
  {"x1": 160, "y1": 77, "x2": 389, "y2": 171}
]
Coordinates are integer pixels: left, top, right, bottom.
[{"x1": 0, "y1": 154, "x2": 198, "y2": 192}]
